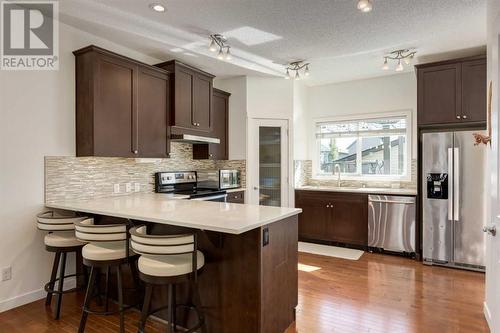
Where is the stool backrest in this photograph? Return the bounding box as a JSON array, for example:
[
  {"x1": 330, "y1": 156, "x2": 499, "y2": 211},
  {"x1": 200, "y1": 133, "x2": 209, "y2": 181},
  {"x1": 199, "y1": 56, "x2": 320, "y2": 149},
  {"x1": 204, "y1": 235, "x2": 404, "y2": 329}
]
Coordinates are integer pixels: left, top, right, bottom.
[
  {"x1": 75, "y1": 218, "x2": 128, "y2": 242},
  {"x1": 37, "y1": 211, "x2": 86, "y2": 231},
  {"x1": 130, "y1": 226, "x2": 195, "y2": 255}
]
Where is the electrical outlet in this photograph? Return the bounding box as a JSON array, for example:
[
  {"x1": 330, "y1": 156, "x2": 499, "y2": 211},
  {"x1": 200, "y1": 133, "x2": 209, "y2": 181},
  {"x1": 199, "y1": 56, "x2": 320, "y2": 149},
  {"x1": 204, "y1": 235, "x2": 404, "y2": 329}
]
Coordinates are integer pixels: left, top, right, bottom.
[
  {"x1": 125, "y1": 183, "x2": 132, "y2": 193},
  {"x1": 134, "y1": 183, "x2": 141, "y2": 192},
  {"x1": 2, "y1": 267, "x2": 12, "y2": 282},
  {"x1": 113, "y1": 184, "x2": 120, "y2": 194}
]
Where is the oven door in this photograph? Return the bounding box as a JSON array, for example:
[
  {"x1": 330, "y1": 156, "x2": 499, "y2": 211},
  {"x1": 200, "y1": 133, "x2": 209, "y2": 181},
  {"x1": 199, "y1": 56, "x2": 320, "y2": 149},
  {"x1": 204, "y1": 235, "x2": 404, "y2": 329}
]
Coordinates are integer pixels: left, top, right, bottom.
[{"x1": 190, "y1": 193, "x2": 228, "y2": 202}]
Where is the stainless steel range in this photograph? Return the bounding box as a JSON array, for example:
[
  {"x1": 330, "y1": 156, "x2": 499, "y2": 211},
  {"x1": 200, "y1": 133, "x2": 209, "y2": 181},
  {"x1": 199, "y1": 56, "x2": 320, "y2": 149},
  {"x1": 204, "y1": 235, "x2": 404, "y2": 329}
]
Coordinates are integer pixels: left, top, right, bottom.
[{"x1": 155, "y1": 171, "x2": 227, "y2": 202}]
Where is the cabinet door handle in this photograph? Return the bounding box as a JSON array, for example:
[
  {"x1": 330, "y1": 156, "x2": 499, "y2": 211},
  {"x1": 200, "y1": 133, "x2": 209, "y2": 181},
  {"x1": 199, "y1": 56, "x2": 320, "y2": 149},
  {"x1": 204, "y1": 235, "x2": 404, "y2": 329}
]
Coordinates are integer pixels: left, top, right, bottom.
[
  {"x1": 456, "y1": 115, "x2": 461, "y2": 119},
  {"x1": 133, "y1": 150, "x2": 138, "y2": 154},
  {"x1": 462, "y1": 115, "x2": 468, "y2": 119},
  {"x1": 209, "y1": 154, "x2": 213, "y2": 158}
]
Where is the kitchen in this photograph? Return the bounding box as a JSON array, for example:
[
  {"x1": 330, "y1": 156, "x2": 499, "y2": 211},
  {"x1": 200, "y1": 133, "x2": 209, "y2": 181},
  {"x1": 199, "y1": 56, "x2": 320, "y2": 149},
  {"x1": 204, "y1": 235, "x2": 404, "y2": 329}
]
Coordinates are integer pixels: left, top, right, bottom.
[{"x1": 1, "y1": 1, "x2": 499, "y2": 333}]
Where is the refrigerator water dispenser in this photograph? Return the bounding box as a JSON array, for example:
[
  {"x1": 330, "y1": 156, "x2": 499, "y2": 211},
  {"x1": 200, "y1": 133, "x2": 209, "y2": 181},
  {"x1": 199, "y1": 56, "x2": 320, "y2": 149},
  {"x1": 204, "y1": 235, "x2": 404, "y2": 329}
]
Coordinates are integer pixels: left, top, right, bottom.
[{"x1": 426, "y1": 173, "x2": 448, "y2": 199}]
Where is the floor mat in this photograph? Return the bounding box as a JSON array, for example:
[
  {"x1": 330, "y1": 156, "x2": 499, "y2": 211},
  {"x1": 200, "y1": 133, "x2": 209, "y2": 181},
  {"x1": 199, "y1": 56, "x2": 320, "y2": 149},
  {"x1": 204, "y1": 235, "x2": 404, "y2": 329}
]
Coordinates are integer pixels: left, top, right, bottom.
[{"x1": 298, "y1": 242, "x2": 364, "y2": 260}]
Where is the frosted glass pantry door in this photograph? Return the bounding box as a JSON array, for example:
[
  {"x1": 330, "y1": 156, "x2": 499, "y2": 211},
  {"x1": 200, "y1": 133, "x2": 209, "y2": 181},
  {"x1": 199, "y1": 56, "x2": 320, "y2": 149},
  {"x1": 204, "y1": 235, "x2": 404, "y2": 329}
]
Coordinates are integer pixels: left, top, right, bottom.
[{"x1": 248, "y1": 119, "x2": 289, "y2": 207}]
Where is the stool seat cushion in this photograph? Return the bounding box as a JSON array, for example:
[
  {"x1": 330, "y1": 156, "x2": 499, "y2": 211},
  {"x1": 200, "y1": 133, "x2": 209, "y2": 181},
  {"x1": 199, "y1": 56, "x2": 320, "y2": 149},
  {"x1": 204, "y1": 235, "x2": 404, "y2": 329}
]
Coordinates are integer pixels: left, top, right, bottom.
[
  {"x1": 82, "y1": 241, "x2": 134, "y2": 261},
  {"x1": 44, "y1": 232, "x2": 83, "y2": 248},
  {"x1": 138, "y1": 251, "x2": 205, "y2": 277}
]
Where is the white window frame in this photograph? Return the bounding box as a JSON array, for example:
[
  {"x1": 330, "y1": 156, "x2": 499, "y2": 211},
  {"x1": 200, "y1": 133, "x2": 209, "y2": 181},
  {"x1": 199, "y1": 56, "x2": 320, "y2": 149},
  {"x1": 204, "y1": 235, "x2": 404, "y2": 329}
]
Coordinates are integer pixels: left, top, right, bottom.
[{"x1": 311, "y1": 110, "x2": 413, "y2": 182}]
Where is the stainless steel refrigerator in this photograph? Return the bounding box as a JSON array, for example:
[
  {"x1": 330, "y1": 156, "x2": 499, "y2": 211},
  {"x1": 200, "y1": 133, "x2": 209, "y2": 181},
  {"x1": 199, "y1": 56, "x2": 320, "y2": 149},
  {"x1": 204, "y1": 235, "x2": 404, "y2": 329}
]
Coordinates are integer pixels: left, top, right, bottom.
[{"x1": 422, "y1": 131, "x2": 486, "y2": 271}]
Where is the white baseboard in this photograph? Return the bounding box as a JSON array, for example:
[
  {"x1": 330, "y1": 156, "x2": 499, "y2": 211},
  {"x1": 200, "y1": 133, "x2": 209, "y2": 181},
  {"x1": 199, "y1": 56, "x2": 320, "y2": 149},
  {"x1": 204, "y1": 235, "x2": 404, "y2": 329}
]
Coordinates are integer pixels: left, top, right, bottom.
[
  {"x1": 0, "y1": 278, "x2": 76, "y2": 313},
  {"x1": 484, "y1": 301, "x2": 493, "y2": 332}
]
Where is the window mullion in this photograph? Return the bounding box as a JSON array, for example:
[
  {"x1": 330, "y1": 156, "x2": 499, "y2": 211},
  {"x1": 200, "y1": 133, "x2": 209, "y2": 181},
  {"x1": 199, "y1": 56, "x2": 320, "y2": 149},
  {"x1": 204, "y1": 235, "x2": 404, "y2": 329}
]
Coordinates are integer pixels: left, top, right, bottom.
[{"x1": 357, "y1": 136, "x2": 362, "y2": 176}]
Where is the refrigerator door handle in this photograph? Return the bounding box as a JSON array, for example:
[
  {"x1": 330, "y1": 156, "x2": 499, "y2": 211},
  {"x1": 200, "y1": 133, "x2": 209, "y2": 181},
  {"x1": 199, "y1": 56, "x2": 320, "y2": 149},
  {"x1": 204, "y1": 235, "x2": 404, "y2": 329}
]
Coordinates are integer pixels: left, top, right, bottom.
[
  {"x1": 448, "y1": 148, "x2": 454, "y2": 221},
  {"x1": 454, "y1": 147, "x2": 460, "y2": 221}
]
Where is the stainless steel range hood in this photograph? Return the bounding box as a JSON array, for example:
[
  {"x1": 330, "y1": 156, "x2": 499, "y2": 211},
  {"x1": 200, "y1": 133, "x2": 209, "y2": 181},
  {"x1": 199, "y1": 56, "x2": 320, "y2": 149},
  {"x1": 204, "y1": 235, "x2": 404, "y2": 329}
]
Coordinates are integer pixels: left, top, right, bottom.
[{"x1": 170, "y1": 134, "x2": 220, "y2": 144}]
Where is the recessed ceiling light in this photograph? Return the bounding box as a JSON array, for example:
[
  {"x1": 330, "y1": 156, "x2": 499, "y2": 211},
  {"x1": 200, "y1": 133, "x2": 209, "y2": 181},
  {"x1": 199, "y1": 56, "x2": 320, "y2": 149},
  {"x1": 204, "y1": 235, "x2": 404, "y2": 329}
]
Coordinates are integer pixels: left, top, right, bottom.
[
  {"x1": 357, "y1": 0, "x2": 373, "y2": 13},
  {"x1": 149, "y1": 3, "x2": 165, "y2": 12}
]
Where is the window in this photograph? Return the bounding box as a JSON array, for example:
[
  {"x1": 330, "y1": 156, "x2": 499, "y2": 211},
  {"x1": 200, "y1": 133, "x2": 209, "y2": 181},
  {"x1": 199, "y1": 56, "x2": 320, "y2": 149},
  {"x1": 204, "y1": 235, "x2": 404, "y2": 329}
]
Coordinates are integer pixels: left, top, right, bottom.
[{"x1": 315, "y1": 114, "x2": 410, "y2": 179}]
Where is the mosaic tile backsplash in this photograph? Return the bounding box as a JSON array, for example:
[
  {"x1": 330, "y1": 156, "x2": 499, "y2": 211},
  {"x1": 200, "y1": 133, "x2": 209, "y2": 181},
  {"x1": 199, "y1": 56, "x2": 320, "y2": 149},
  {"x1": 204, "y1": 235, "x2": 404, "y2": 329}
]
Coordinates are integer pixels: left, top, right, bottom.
[
  {"x1": 45, "y1": 143, "x2": 246, "y2": 203},
  {"x1": 294, "y1": 159, "x2": 417, "y2": 189}
]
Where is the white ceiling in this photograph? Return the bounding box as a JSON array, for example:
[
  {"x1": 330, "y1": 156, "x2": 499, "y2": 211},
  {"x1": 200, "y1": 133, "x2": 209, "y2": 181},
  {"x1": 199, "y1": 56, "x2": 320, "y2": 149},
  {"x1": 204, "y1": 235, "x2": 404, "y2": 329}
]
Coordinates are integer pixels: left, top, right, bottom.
[{"x1": 59, "y1": 0, "x2": 487, "y2": 86}]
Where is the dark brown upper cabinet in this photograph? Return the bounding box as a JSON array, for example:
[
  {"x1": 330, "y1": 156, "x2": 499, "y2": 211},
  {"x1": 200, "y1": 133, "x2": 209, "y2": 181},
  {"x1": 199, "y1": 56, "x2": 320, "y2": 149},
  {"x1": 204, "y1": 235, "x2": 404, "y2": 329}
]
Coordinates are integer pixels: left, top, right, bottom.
[
  {"x1": 193, "y1": 88, "x2": 230, "y2": 160},
  {"x1": 155, "y1": 60, "x2": 215, "y2": 135},
  {"x1": 416, "y1": 55, "x2": 486, "y2": 128},
  {"x1": 461, "y1": 59, "x2": 487, "y2": 123},
  {"x1": 74, "y1": 45, "x2": 170, "y2": 158}
]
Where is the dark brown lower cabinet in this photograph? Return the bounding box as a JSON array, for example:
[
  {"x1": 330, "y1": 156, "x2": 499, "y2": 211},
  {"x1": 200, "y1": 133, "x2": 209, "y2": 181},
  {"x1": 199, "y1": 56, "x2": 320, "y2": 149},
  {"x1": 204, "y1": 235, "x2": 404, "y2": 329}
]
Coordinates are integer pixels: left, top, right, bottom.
[
  {"x1": 295, "y1": 190, "x2": 368, "y2": 246},
  {"x1": 227, "y1": 190, "x2": 245, "y2": 203}
]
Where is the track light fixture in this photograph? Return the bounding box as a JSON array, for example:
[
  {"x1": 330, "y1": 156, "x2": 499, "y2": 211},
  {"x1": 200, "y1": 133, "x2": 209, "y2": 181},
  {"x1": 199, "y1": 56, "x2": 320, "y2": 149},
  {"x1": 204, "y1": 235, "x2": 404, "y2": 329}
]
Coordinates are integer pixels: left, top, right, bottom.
[
  {"x1": 381, "y1": 49, "x2": 416, "y2": 72},
  {"x1": 208, "y1": 34, "x2": 232, "y2": 61},
  {"x1": 284, "y1": 61, "x2": 310, "y2": 80}
]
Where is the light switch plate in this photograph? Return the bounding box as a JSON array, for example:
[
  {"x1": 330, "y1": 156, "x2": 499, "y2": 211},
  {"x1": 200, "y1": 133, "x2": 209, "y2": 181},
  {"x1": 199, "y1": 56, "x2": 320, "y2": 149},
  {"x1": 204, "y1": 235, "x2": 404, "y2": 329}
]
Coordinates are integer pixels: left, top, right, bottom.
[
  {"x1": 125, "y1": 183, "x2": 132, "y2": 193},
  {"x1": 113, "y1": 184, "x2": 120, "y2": 194}
]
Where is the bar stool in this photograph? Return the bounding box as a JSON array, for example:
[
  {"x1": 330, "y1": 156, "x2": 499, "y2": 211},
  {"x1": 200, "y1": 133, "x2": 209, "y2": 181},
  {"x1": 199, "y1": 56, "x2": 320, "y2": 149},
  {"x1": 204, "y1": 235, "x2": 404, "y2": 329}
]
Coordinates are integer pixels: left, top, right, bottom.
[
  {"x1": 130, "y1": 226, "x2": 205, "y2": 333},
  {"x1": 75, "y1": 218, "x2": 137, "y2": 333},
  {"x1": 37, "y1": 211, "x2": 87, "y2": 320}
]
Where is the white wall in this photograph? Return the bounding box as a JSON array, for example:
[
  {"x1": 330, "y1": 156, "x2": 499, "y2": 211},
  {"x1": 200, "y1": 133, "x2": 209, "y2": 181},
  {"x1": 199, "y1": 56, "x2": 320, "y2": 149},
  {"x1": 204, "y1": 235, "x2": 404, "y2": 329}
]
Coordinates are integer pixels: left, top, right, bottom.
[
  {"x1": 485, "y1": 0, "x2": 500, "y2": 331},
  {"x1": 246, "y1": 77, "x2": 294, "y2": 119},
  {"x1": 304, "y1": 73, "x2": 418, "y2": 162},
  {"x1": 293, "y1": 82, "x2": 309, "y2": 160},
  {"x1": 0, "y1": 22, "x2": 162, "y2": 311},
  {"x1": 213, "y1": 77, "x2": 247, "y2": 160}
]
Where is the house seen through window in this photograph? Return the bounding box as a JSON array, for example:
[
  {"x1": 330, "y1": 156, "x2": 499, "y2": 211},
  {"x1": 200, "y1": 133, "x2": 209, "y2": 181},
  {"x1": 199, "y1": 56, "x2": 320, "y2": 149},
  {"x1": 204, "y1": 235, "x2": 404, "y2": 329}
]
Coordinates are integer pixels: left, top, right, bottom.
[{"x1": 315, "y1": 115, "x2": 409, "y2": 179}]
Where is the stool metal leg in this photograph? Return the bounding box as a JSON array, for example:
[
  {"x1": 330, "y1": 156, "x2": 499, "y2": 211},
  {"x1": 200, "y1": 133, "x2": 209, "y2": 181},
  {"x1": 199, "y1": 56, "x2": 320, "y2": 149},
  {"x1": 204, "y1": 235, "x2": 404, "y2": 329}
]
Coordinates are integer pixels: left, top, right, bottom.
[
  {"x1": 167, "y1": 284, "x2": 174, "y2": 333},
  {"x1": 104, "y1": 266, "x2": 110, "y2": 312},
  {"x1": 171, "y1": 284, "x2": 177, "y2": 330},
  {"x1": 45, "y1": 251, "x2": 61, "y2": 306},
  {"x1": 116, "y1": 265, "x2": 125, "y2": 333},
  {"x1": 138, "y1": 284, "x2": 153, "y2": 333},
  {"x1": 54, "y1": 252, "x2": 67, "y2": 320},
  {"x1": 78, "y1": 266, "x2": 96, "y2": 333}
]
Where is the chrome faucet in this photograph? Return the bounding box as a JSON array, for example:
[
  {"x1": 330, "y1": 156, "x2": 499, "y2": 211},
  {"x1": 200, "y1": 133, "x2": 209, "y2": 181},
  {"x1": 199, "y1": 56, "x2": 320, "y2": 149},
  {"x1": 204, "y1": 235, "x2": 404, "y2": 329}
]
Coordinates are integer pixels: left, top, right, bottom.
[{"x1": 334, "y1": 164, "x2": 341, "y2": 187}]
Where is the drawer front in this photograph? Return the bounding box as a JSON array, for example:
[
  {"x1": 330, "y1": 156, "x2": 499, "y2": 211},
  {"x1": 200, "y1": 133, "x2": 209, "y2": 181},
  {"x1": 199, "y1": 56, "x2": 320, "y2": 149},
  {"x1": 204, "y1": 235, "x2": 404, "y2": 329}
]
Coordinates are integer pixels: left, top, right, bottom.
[{"x1": 227, "y1": 191, "x2": 245, "y2": 203}]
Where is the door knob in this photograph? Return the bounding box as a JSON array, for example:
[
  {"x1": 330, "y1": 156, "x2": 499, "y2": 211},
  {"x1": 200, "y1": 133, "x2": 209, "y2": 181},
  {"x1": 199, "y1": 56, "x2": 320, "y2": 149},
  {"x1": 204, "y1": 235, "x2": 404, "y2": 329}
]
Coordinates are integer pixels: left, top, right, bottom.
[{"x1": 483, "y1": 225, "x2": 496, "y2": 236}]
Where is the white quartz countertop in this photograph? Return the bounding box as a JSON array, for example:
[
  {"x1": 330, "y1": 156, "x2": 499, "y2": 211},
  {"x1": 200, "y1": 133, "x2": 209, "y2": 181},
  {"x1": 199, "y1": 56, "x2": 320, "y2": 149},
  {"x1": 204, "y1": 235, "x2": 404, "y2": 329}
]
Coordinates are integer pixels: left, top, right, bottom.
[
  {"x1": 45, "y1": 193, "x2": 301, "y2": 235},
  {"x1": 295, "y1": 185, "x2": 417, "y2": 196}
]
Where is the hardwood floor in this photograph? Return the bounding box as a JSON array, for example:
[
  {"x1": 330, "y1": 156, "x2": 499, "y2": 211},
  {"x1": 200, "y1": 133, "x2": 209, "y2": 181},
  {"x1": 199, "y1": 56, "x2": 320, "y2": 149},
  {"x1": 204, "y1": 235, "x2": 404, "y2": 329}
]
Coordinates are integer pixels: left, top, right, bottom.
[
  {"x1": 292, "y1": 252, "x2": 489, "y2": 333},
  {"x1": 0, "y1": 252, "x2": 488, "y2": 333}
]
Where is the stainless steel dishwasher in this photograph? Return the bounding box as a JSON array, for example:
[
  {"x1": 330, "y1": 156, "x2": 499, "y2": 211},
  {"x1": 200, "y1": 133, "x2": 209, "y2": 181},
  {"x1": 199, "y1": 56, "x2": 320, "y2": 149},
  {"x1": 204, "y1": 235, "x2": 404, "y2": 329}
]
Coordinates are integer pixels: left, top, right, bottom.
[{"x1": 368, "y1": 195, "x2": 416, "y2": 254}]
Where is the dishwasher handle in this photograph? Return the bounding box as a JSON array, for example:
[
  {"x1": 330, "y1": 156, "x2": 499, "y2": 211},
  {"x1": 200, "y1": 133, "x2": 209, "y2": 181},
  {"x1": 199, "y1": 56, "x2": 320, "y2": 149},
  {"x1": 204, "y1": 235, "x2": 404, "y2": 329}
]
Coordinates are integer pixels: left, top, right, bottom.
[{"x1": 369, "y1": 199, "x2": 415, "y2": 205}]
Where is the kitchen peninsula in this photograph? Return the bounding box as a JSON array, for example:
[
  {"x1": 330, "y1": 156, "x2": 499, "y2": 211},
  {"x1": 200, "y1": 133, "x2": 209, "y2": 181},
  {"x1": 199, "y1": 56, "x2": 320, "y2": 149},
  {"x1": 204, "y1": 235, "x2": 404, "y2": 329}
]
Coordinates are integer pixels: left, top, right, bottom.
[{"x1": 46, "y1": 193, "x2": 302, "y2": 333}]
